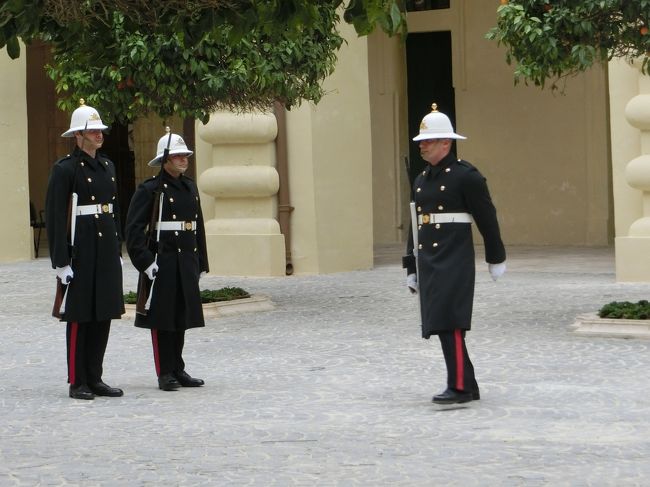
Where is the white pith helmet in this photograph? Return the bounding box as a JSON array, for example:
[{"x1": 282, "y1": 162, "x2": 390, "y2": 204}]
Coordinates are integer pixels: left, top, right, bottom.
[
  {"x1": 148, "y1": 127, "x2": 194, "y2": 167},
  {"x1": 61, "y1": 99, "x2": 108, "y2": 137},
  {"x1": 412, "y1": 103, "x2": 466, "y2": 141}
]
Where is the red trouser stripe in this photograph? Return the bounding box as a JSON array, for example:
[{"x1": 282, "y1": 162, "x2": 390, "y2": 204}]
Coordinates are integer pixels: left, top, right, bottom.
[
  {"x1": 454, "y1": 329, "x2": 465, "y2": 390},
  {"x1": 151, "y1": 329, "x2": 161, "y2": 377},
  {"x1": 68, "y1": 322, "x2": 79, "y2": 385}
]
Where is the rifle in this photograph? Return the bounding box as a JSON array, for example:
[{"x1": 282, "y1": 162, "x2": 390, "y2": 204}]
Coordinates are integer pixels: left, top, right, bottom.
[
  {"x1": 52, "y1": 120, "x2": 86, "y2": 319},
  {"x1": 136, "y1": 127, "x2": 173, "y2": 315},
  {"x1": 52, "y1": 193, "x2": 77, "y2": 318}
]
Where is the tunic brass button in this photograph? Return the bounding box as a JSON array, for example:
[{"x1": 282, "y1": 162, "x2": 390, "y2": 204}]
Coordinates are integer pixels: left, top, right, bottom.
[
  {"x1": 417, "y1": 206, "x2": 422, "y2": 212},
  {"x1": 169, "y1": 197, "x2": 174, "y2": 203},
  {"x1": 178, "y1": 248, "x2": 181, "y2": 253},
  {"x1": 111, "y1": 177, "x2": 115, "y2": 181},
  {"x1": 433, "y1": 242, "x2": 438, "y2": 247},
  {"x1": 418, "y1": 244, "x2": 423, "y2": 249},
  {"x1": 87, "y1": 178, "x2": 92, "y2": 182},
  {"x1": 98, "y1": 232, "x2": 103, "y2": 237},
  {"x1": 172, "y1": 214, "x2": 177, "y2": 220},
  {"x1": 435, "y1": 224, "x2": 440, "y2": 229},
  {"x1": 195, "y1": 214, "x2": 198, "y2": 218},
  {"x1": 194, "y1": 248, "x2": 197, "y2": 252},
  {"x1": 445, "y1": 168, "x2": 451, "y2": 173},
  {"x1": 416, "y1": 187, "x2": 421, "y2": 192},
  {"x1": 438, "y1": 205, "x2": 443, "y2": 210},
  {"x1": 174, "y1": 231, "x2": 179, "y2": 236},
  {"x1": 422, "y1": 170, "x2": 426, "y2": 175},
  {"x1": 80, "y1": 162, "x2": 85, "y2": 167},
  {"x1": 440, "y1": 185, "x2": 446, "y2": 191},
  {"x1": 164, "y1": 184, "x2": 168, "y2": 188},
  {"x1": 418, "y1": 225, "x2": 422, "y2": 230},
  {"x1": 91, "y1": 196, "x2": 96, "y2": 201},
  {"x1": 94, "y1": 214, "x2": 99, "y2": 219}
]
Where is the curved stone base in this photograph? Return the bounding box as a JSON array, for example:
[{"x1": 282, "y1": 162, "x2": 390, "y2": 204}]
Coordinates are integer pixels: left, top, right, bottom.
[
  {"x1": 571, "y1": 313, "x2": 650, "y2": 339},
  {"x1": 120, "y1": 295, "x2": 274, "y2": 320}
]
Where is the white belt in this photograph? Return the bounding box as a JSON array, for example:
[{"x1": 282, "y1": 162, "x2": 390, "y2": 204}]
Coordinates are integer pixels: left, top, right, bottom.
[
  {"x1": 418, "y1": 212, "x2": 472, "y2": 224},
  {"x1": 156, "y1": 221, "x2": 197, "y2": 231},
  {"x1": 76, "y1": 203, "x2": 113, "y2": 216}
]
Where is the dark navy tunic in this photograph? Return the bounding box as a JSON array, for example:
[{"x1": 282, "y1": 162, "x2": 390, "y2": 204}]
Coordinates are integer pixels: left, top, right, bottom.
[{"x1": 405, "y1": 152, "x2": 505, "y2": 339}]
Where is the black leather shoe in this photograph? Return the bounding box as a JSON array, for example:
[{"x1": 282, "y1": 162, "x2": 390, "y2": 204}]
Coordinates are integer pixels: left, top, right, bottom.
[
  {"x1": 173, "y1": 370, "x2": 205, "y2": 387},
  {"x1": 432, "y1": 388, "x2": 473, "y2": 405},
  {"x1": 89, "y1": 381, "x2": 124, "y2": 397},
  {"x1": 158, "y1": 373, "x2": 181, "y2": 391},
  {"x1": 472, "y1": 390, "x2": 480, "y2": 401},
  {"x1": 69, "y1": 384, "x2": 94, "y2": 400}
]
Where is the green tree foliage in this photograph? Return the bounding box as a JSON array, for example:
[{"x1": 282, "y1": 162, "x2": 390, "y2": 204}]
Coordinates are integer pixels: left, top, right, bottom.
[
  {"x1": 487, "y1": 0, "x2": 650, "y2": 89},
  {"x1": 0, "y1": 0, "x2": 406, "y2": 122}
]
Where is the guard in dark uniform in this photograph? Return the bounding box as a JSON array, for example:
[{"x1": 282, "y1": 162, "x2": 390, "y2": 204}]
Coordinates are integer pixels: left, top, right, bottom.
[
  {"x1": 125, "y1": 131, "x2": 209, "y2": 391},
  {"x1": 46, "y1": 100, "x2": 125, "y2": 400},
  {"x1": 403, "y1": 104, "x2": 506, "y2": 405}
]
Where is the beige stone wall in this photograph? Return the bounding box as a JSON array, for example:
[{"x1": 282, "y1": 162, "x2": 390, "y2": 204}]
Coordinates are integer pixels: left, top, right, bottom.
[
  {"x1": 284, "y1": 20, "x2": 374, "y2": 274},
  {"x1": 370, "y1": 0, "x2": 612, "y2": 247},
  {"x1": 0, "y1": 46, "x2": 32, "y2": 262}
]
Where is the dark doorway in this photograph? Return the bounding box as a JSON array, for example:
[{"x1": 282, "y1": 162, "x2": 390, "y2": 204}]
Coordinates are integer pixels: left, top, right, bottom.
[
  {"x1": 101, "y1": 123, "x2": 135, "y2": 234},
  {"x1": 405, "y1": 31, "x2": 456, "y2": 186}
]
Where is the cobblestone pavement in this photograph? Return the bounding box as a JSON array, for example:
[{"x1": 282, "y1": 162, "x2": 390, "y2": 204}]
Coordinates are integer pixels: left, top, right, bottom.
[{"x1": 1, "y1": 246, "x2": 650, "y2": 486}]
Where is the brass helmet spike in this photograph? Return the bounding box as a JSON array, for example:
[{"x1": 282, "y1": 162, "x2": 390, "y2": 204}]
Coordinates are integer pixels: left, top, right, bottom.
[
  {"x1": 431, "y1": 103, "x2": 438, "y2": 112},
  {"x1": 79, "y1": 98, "x2": 86, "y2": 106}
]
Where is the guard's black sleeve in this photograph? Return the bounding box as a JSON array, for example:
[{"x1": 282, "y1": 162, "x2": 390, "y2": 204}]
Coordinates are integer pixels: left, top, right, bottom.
[
  {"x1": 125, "y1": 183, "x2": 156, "y2": 272},
  {"x1": 462, "y1": 170, "x2": 506, "y2": 264},
  {"x1": 45, "y1": 163, "x2": 73, "y2": 269}
]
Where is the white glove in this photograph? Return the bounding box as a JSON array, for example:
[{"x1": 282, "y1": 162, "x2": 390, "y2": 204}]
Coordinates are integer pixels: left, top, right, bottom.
[
  {"x1": 56, "y1": 265, "x2": 74, "y2": 284},
  {"x1": 145, "y1": 261, "x2": 159, "y2": 280},
  {"x1": 406, "y1": 273, "x2": 418, "y2": 294},
  {"x1": 200, "y1": 271, "x2": 207, "y2": 280},
  {"x1": 488, "y1": 262, "x2": 506, "y2": 281}
]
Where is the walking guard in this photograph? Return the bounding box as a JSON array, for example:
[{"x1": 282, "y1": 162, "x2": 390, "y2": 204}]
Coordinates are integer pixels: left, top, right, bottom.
[
  {"x1": 46, "y1": 99, "x2": 125, "y2": 400},
  {"x1": 125, "y1": 129, "x2": 209, "y2": 391},
  {"x1": 403, "y1": 103, "x2": 506, "y2": 405}
]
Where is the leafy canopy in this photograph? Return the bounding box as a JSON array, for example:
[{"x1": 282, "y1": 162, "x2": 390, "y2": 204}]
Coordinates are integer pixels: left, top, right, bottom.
[
  {"x1": 487, "y1": 0, "x2": 650, "y2": 90},
  {"x1": 0, "y1": 0, "x2": 406, "y2": 123}
]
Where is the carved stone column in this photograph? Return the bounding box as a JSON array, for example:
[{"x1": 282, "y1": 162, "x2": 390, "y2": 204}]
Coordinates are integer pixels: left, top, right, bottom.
[
  {"x1": 196, "y1": 111, "x2": 285, "y2": 276},
  {"x1": 615, "y1": 62, "x2": 650, "y2": 281}
]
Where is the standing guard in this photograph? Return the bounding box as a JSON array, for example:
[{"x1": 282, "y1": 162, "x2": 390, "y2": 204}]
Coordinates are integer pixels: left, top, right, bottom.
[
  {"x1": 403, "y1": 103, "x2": 506, "y2": 405},
  {"x1": 46, "y1": 99, "x2": 125, "y2": 400},
  {"x1": 125, "y1": 130, "x2": 209, "y2": 391}
]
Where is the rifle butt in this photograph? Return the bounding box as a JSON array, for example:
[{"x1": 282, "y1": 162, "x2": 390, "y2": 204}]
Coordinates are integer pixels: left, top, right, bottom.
[{"x1": 136, "y1": 273, "x2": 151, "y2": 316}]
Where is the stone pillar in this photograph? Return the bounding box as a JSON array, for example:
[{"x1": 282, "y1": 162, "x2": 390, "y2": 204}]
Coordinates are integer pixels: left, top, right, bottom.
[
  {"x1": 615, "y1": 61, "x2": 650, "y2": 281},
  {"x1": 0, "y1": 44, "x2": 31, "y2": 262},
  {"x1": 196, "y1": 111, "x2": 285, "y2": 276}
]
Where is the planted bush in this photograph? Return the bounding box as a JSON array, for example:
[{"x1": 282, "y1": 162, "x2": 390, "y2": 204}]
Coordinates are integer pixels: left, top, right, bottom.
[
  {"x1": 124, "y1": 287, "x2": 249, "y2": 305},
  {"x1": 598, "y1": 300, "x2": 650, "y2": 320}
]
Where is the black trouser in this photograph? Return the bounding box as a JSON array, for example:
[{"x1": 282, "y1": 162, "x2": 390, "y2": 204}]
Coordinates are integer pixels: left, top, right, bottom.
[
  {"x1": 151, "y1": 329, "x2": 186, "y2": 376},
  {"x1": 66, "y1": 320, "x2": 111, "y2": 386},
  {"x1": 438, "y1": 329, "x2": 479, "y2": 393}
]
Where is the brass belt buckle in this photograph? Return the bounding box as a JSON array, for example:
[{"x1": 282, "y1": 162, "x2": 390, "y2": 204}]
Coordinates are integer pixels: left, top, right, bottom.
[
  {"x1": 101, "y1": 204, "x2": 110, "y2": 214},
  {"x1": 422, "y1": 214, "x2": 430, "y2": 224},
  {"x1": 184, "y1": 221, "x2": 193, "y2": 231}
]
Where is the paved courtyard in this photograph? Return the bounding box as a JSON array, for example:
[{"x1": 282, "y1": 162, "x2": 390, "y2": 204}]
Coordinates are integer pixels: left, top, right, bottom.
[{"x1": 1, "y1": 245, "x2": 649, "y2": 486}]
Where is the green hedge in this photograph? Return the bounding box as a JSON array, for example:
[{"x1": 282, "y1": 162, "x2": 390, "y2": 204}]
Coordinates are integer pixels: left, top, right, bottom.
[
  {"x1": 598, "y1": 300, "x2": 650, "y2": 320},
  {"x1": 124, "y1": 287, "x2": 250, "y2": 305}
]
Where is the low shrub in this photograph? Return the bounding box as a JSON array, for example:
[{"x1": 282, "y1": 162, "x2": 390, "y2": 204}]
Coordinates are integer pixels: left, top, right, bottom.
[
  {"x1": 124, "y1": 287, "x2": 250, "y2": 305},
  {"x1": 598, "y1": 300, "x2": 650, "y2": 320}
]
